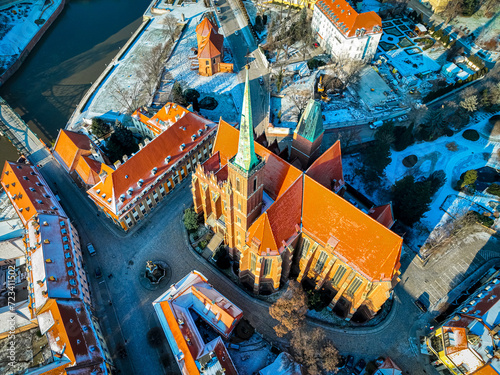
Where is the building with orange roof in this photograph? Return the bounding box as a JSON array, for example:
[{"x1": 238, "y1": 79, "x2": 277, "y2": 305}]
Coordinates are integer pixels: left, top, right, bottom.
[
  {"x1": 53, "y1": 130, "x2": 107, "y2": 188},
  {"x1": 196, "y1": 16, "x2": 233, "y2": 76},
  {"x1": 374, "y1": 357, "x2": 402, "y2": 375},
  {"x1": 312, "y1": 0, "x2": 382, "y2": 61},
  {"x1": 131, "y1": 102, "x2": 191, "y2": 138},
  {"x1": 0, "y1": 161, "x2": 113, "y2": 374},
  {"x1": 153, "y1": 271, "x2": 242, "y2": 375},
  {"x1": 87, "y1": 110, "x2": 217, "y2": 231},
  {"x1": 423, "y1": 269, "x2": 500, "y2": 375},
  {"x1": 191, "y1": 66, "x2": 401, "y2": 321}
]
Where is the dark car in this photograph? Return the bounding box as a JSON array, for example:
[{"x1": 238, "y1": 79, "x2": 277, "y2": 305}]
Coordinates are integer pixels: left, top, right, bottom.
[
  {"x1": 352, "y1": 359, "x2": 366, "y2": 375},
  {"x1": 346, "y1": 355, "x2": 354, "y2": 370},
  {"x1": 95, "y1": 267, "x2": 103, "y2": 279},
  {"x1": 259, "y1": 77, "x2": 264, "y2": 85},
  {"x1": 414, "y1": 298, "x2": 428, "y2": 313}
]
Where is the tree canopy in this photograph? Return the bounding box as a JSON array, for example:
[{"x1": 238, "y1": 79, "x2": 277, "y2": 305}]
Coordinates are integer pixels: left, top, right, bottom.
[
  {"x1": 91, "y1": 118, "x2": 110, "y2": 138},
  {"x1": 105, "y1": 126, "x2": 139, "y2": 163},
  {"x1": 392, "y1": 175, "x2": 433, "y2": 226},
  {"x1": 269, "y1": 280, "x2": 308, "y2": 337}
]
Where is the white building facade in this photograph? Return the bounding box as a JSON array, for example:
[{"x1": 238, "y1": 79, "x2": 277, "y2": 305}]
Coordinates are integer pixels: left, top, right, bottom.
[{"x1": 312, "y1": 0, "x2": 382, "y2": 61}]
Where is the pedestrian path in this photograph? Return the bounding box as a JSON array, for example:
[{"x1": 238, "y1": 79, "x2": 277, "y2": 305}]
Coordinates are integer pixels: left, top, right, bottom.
[{"x1": 0, "y1": 96, "x2": 48, "y2": 162}]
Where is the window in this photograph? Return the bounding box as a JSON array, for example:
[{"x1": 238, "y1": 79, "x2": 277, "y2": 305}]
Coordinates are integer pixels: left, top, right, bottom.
[
  {"x1": 253, "y1": 178, "x2": 257, "y2": 192},
  {"x1": 300, "y1": 238, "x2": 310, "y2": 258},
  {"x1": 181, "y1": 169, "x2": 185, "y2": 176},
  {"x1": 205, "y1": 60, "x2": 209, "y2": 65},
  {"x1": 314, "y1": 251, "x2": 328, "y2": 273},
  {"x1": 238, "y1": 202, "x2": 241, "y2": 211},
  {"x1": 346, "y1": 277, "x2": 363, "y2": 296},
  {"x1": 236, "y1": 177, "x2": 240, "y2": 192},
  {"x1": 332, "y1": 265, "x2": 347, "y2": 286},
  {"x1": 263, "y1": 258, "x2": 272, "y2": 276},
  {"x1": 251, "y1": 254, "x2": 256, "y2": 272},
  {"x1": 237, "y1": 217, "x2": 241, "y2": 224}
]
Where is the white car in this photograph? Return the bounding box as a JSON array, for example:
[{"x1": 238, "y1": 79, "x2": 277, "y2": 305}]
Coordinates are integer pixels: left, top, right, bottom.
[{"x1": 235, "y1": 30, "x2": 239, "y2": 36}]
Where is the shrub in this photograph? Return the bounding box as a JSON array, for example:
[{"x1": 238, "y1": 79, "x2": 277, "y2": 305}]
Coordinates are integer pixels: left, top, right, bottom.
[
  {"x1": 402, "y1": 155, "x2": 418, "y2": 168},
  {"x1": 199, "y1": 96, "x2": 218, "y2": 110},
  {"x1": 462, "y1": 129, "x2": 479, "y2": 141},
  {"x1": 199, "y1": 240, "x2": 208, "y2": 249},
  {"x1": 307, "y1": 58, "x2": 326, "y2": 70},
  {"x1": 91, "y1": 118, "x2": 110, "y2": 138},
  {"x1": 487, "y1": 183, "x2": 500, "y2": 197},
  {"x1": 472, "y1": 211, "x2": 494, "y2": 227},
  {"x1": 216, "y1": 253, "x2": 231, "y2": 269},
  {"x1": 428, "y1": 170, "x2": 446, "y2": 195},
  {"x1": 446, "y1": 142, "x2": 458, "y2": 151},
  {"x1": 183, "y1": 208, "x2": 199, "y2": 232},
  {"x1": 105, "y1": 126, "x2": 139, "y2": 163},
  {"x1": 461, "y1": 169, "x2": 478, "y2": 188}
]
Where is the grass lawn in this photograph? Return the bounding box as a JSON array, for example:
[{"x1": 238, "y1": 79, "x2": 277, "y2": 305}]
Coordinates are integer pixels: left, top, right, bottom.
[
  {"x1": 379, "y1": 41, "x2": 398, "y2": 51},
  {"x1": 384, "y1": 27, "x2": 403, "y2": 36},
  {"x1": 398, "y1": 37, "x2": 414, "y2": 48}
]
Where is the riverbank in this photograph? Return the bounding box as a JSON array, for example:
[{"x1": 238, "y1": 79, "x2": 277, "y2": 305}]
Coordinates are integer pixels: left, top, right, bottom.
[{"x1": 0, "y1": 0, "x2": 65, "y2": 86}]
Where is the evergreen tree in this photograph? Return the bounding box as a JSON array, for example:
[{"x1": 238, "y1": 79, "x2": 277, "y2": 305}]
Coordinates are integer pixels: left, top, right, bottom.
[
  {"x1": 362, "y1": 140, "x2": 391, "y2": 179},
  {"x1": 172, "y1": 81, "x2": 187, "y2": 106},
  {"x1": 91, "y1": 118, "x2": 110, "y2": 138},
  {"x1": 462, "y1": 169, "x2": 478, "y2": 188},
  {"x1": 105, "y1": 126, "x2": 139, "y2": 163},
  {"x1": 255, "y1": 15, "x2": 264, "y2": 32},
  {"x1": 183, "y1": 208, "x2": 199, "y2": 232},
  {"x1": 392, "y1": 176, "x2": 433, "y2": 226}
]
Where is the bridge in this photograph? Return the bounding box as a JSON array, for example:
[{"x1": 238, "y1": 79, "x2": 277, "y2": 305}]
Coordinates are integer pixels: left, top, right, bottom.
[{"x1": 0, "y1": 96, "x2": 50, "y2": 165}]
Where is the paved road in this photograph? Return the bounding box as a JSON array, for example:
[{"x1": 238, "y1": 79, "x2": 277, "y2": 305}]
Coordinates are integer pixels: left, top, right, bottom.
[{"x1": 216, "y1": 0, "x2": 270, "y2": 135}]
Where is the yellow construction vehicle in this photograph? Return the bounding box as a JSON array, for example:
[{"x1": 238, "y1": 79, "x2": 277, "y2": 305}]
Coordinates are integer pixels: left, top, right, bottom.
[
  {"x1": 318, "y1": 75, "x2": 324, "y2": 92},
  {"x1": 321, "y1": 93, "x2": 330, "y2": 102}
]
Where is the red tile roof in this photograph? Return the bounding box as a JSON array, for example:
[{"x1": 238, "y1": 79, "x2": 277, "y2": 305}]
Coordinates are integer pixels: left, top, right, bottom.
[
  {"x1": 75, "y1": 156, "x2": 101, "y2": 186},
  {"x1": 1, "y1": 161, "x2": 64, "y2": 225},
  {"x1": 315, "y1": 0, "x2": 382, "y2": 37},
  {"x1": 198, "y1": 30, "x2": 224, "y2": 59},
  {"x1": 368, "y1": 204, "x2": 395, "y2": 229},
  {"x1": 88, "y1": 112, "x2": 215, "y2": 215},
  {"x1": 302, "y1": 176, "x2": 402, "y2": 281},
  {"x1": 305, "y1": 141, "x2": 343, "y2": 190}
]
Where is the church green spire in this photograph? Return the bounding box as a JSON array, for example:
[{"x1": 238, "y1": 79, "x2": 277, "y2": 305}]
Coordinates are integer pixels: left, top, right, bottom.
[{"x1": 234, "y1": 65, "x2": 259, "y2": 172}]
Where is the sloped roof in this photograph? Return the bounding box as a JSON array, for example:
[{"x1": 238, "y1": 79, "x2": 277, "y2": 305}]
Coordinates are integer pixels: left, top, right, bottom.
[
  {"x1": 375, "y1": 357, "x2": 402, "y2": 375},
  {"x1": 132, "y1": 103, "x2": 190, "y2": 135},
  {"x1": 315, "y1": 0, "x2": 381, "y2": 37},
  {"x1": 75, "y1": 156, "x2": 102, "y2": 186},
  {"x1": 247, "y1": 176, "x2": 303, "y2": 254},
  {"x1": 368, "y1": 204, "x2": 395, "y2": 229},
  {"x1": 295, "y1": 99, "x2": 324, "y2": 142},
  {"x1": 302, "y1": 176, "x2": 402, "y2": 281},
  {"x1": 198, "y1": 29, "x2": 224, "y2": 59},
  {"x1": 0, "y1": 162, "x2": 65, "y2": 225},
  {"x1": 213, "y1": 120, "x2": 302, "y2": 201},
  {"x1": 53, "y1": 130, "x2": 93, "y2": 172},
  {"x1": 196, "y1": 16, "x2": 218, "y2": 37},
  {"x1": 87, "y1": 112, "x2": 215, "y2": 215},
  {"x1": 305, "y1": 141, "x2": 343, "y2": 190}
]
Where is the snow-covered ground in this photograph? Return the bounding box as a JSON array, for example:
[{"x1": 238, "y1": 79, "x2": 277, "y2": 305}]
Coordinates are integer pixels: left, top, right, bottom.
[
  {"x1": 345, "y1": 112, "x2": 500, "y2": 251},
  {"x1": 0, "y1": 0, "x2": 62, "y2": 74},
  {"x1": 75, "y1": 0, "x2": 240, "y2": 127}
]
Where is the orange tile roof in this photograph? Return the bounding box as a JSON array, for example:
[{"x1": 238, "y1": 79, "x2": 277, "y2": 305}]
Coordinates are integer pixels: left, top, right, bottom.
[
  {"x1": 75, "y1": 156, "x2": 101, "y2": 186},
  {"x1": 302, "y1": 176, "x2": 402, "y2": 281},
  {"x1": 443, "y1": 327, "x2": 469, "y2": 356},
  {"x1": 315, "y1": 0, "x2": 382, "y2": 37},
  {"x1": 210, "y1": 121, "x2": 402, "y2": 281},
  {"x1": 246, "y1": 213, "x2": 278, "y2": 254},
  {"x1": 198, "y1": 30, "x2": 224, "y2": 59},
  {"x1": 474, "y1": 365, "x2": 500, "y2": 375},
  {"x1": 196, "y1": 17, "x2": 218, "y2": 37},
  {"x1": 1, "y1": 161, "x2": 64, "y2": 225},
  {"x1": 132, "y1": 103, "x2": 190, "y2": 136},
  {"x1": 53, "y1": 130, "x2": 94, "y2": 172},
  {"x1": 305, "y1": 141, "x2": 343, "y2": 190},
  {"x1": 88, "y1": 112, "x2": 215, "y2": 216}
]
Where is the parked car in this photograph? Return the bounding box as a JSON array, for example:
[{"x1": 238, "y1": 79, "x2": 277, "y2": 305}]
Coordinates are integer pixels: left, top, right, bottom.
[
  {"x1": 87, "y1": 243, "x2": 96, "y2": 257},
  {"x1": 235, "y1": 30, "x2": 239, "y2": 36},
  {"x1": 369, "y1": 120, "x2": 384, "y2": 129},
  {"x1": 217, "y1": 6, "x2": 221, "y2": 13},
  {"x1": 337, "y1": 355, "x2": 347, "y2": 369},
  {"x1": 259, "y1": 77, "x2": 264, "y2": 85},
  {"x1": 346, "y1": 355, "x2": 354, "y2": 370},
  {"x1": 95, "y1": 267, "x2": 102, "y2": 279},
  {"x1": 414, "y1": 297, "x2": 428, "y2": 313},
  {"x1": 352, "y1": 359, "x2": 366, "y2": 375}
]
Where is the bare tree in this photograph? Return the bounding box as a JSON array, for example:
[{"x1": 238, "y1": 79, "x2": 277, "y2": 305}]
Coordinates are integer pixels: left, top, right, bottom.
[
  {"x1": 290, "y1": 91, "x2": 312, "y2": 120},
  {"x1": 160, "y1": 14, "x2": 178, "y2": 42},
  {"x1": 110, "y1": 81, "x2": 148, "y2": 114},
  {"x1": 439, "y1": 1, "x2": 463, "y2": 24},
  {"x1": 290, "y1": 327, "x2": 339, "y2": 375},
  {"x1": 328, "y1": 53, "x2": 365, "y2": 89},
  {"x1": 337, "y1": 127, "x2": 362, "y2": 149},
  {"x1": 460, "y1": 95, "x2": 478, "y2": 112},
  {"x1": 268, "y1": 280, "x2": 308, "y2": 337},
  {"x1": 136, "y1": 43, "x2": 171, "y2": 96}
]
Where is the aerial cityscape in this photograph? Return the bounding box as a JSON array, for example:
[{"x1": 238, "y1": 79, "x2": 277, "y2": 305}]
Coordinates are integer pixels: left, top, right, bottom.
[{"x1": 0, "y1": 0, "x2": 499, "y2": 373}]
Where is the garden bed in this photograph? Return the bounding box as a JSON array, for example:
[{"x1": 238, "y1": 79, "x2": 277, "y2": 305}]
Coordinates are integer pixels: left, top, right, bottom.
[
  {"x1": 398, "y1": 37, "x2": 414, "y2": 48},
  {"x1": 379, "y1": 41, "x2": 398, "y2": 51},
  {"x1": 405, "y1": 47, "x2": 422, "y2": 55},
  {"x1": 384, "y1": 27, "x2": 403, "y2": 36},
  {"x1": 462, "y1": 129, "x2": 480, "y2": 141}
]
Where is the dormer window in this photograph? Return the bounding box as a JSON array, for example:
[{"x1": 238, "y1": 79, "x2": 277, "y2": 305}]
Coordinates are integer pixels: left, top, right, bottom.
[
  {"x1": 138, "y1": 179, "x2": 144, "y2": 187},
  {"x1": 68, "y1": 270, "x2": 75, "y2": 276},
  {"x1": 191, "y1": 134, "x2": 197, "y2": 141},
  {"x1": 96, "y1": 189, "x2": 101, "y2": 194},
  {"x1": 107, "y1": 198, "x2": 112, "y2": 203},
  {"x1": 119, "y1": 194, "x2": 126, "y2": 202},
  {"x1": 165, "y1": 156, "x2": 171, "y2": 163},
  {"x1": 66, "y1": 261, "x2": 73, "y2": 268},
  {"x1": 101, "y1": 193, "x2": 106, "y2": 198},
  {"x1": 71, "y1": 288, "x2": 78, "y2": 295},
  {"x1": 179, "y1": 144, "x2": 185, "y2": 151},
  {"x1": 127, "y1": 188, "x2": 133, "y2": 195},
  {"x1": 69, "y1": 279, "x2": 77, "y2": 286},
  {"x1": 29, "y1": 187, "x2": 35, "y2": 192},
  {"x1": 152, "y1": 167, "x2": 157, "y2": 175}
]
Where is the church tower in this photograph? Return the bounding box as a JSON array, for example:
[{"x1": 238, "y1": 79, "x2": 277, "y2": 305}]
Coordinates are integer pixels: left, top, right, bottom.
[
  {"x1": 225, "y1": 66, "x2": 265, "y2": 260},
  {"x1": 290, "y1": 99, "x2": 324, "y2": 169}
]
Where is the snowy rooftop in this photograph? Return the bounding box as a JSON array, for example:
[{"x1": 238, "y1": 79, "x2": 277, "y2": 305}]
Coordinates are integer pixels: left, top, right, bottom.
[
  {"x1": 0, "y1": 300, "x2": 34, "y2": 336},
  {"x1": 259, "y1": 352, "x2": 302, "y2": 375},
  {"x1": 0, "y1": 218, "x2": 24, "y2": 242},
  {"x1": 26, "y1": 214, "x2": 85, "y2": 312},
  {"x1": 385, "y1": 48, "x2": 441, "y2": 76},
  {"x1": 356, "y1": 66, "x2": 391, "y2": 109}
]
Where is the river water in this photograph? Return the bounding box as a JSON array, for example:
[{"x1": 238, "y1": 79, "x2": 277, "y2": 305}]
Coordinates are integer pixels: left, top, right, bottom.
[{"x1": 0, "y1": 0, "x2": 150, "y2": 165}]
